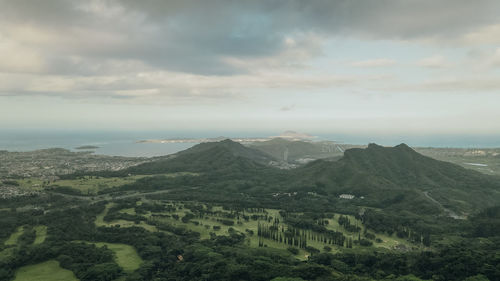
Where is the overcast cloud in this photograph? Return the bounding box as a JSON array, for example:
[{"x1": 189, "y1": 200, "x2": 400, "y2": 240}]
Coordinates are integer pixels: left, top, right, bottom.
[{"x1": 1, "y1": 0, "x2": 500, "y2": 133}]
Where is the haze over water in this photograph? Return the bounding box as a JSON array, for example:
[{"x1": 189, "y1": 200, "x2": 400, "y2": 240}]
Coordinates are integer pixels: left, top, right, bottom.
[{"x1": 1, "y1": 129, "x2": 499, "y2": 157}]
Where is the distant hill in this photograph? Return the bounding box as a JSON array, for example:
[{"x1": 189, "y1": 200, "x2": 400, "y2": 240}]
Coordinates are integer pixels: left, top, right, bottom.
[
  {"x1": 293, "y1": 143, "x2": 500, "y2": 215},
  {"x1": 75, "y1": 145, "x2": 100, "y2": 150},
  {"x1": 249, "y1": 138, "x2": 343, "y2": 163},
  {"x1": 124, "y1": 139, "x2": 276, "y2": 174},
  {"x1": 179, "y1": 139, "x2": 276, "y2": 164}
]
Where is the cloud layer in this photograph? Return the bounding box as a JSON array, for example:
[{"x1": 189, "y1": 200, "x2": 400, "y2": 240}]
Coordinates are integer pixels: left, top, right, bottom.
[{"x1": 1, "y1": 0, "x2": 500, "y2": 132}]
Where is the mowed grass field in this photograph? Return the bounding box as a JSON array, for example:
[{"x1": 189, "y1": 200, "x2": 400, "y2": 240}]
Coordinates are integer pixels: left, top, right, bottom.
[
  {"x1": 95, "y1": 202, "x2": 158, "y2": 232},
  {"x1": 162, "y1": 203, "x2": 408, "y2": 248},
  {"x1": 16, "y1": 175, "x2": 145, "y2": 194},
  {"x1": 2, "y1": 226, "x2": 48, "y2": 263},
  {"x1": 13, "y1": 260, "x2": 78, "y2": 281},
  {"x1": 95, "y1": 200, "x2": 416, "y2": 260},
  {"x1": 33, "y1": 225, "x2": 48, "y2": 245},
  {"x1": 4, "y1": 226, "x2": 24, "y2": 246},
  {"x1": 161, "y1": 209, "x2": 410, "y2": 259},
  {"x1": 16, "y1": 172, "x2": 198, "y2": 194},
  {"x1": 87, "y1": 242, "x2": 143, "y2": 272},
  {"x1": 3, "y1": 225, "x2": 48, "y2": 247},
  {"x1": 151, "y1": 207, "x2": 358, "y2": 259},
  {"x1": 126, "y1": 201, "x2": 415, "y2": 258}
]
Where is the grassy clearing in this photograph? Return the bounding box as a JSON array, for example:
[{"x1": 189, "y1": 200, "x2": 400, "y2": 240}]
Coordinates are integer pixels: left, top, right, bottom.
[
  {"x1": 149, "y1": 208, "x2": 312, "y2": 259},
  {"x1": 95, "y1": 203, "x2": 157, "y2": 232},
  {"x1": 4, "y1": 226, "x2": 24, "y2": 246},
  {"x1": 17, "y1": 172, "x2": 198, "y2": 194},
  {"x1": 52, "y1": 175, "x2": 147, "y2": 194},
  {"x1": 94, "y1": 203, "x2": 113, "y2": 227},
  {"x1": 119, "y1": 208, "x2": 136, "y2": 215},
  {"x1": 16, "y1": 176, "x2": 142, "y2": 193},
  {"x1": 13, "y1": 260, "x2": 78, "y2": 281},
  {"x1": 151, "y1": 209, "x2": 329, "y2": 259},
  {"x1": 143, "y1": 202, "x2": 415, "y2": 260},
  {"x1": 321, "y1": 215, "x2": 407, "y2": 249},
  {"x1": 33, "y1": 225, "x2": 48, "y2": 245},
  {"x1": 15, "y1": 179, "x2": 45, "y2": 191},
  {"x1": 97, "y1": 200, "x2": 416, "y2": 260},
  {"x1": 87, "y1": 242, "x2": 143, "y2": 272}
]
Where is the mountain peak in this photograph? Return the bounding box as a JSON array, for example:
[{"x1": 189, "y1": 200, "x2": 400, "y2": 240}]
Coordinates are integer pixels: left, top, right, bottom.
[
  {"x1": 220, "y1": 138, "x2": 239, "y2": 144},
  {"x1": 365, "y1": 143, "x2": 414, "y2": 153},
  {"x1": 125, "y1": 139, "x2": 275, "y2": 174},
  {"x1": 367, "y1": 143, "x2": 384, "y2": 149},
  {"x1": 343, "y1": 143, "x2": 421, "y2": 167},
  {"x1": 177, "y1": 139, "x2": 276, "y2": 164},
  {"x1": 395, "y1": 143, "x2": 413, "y2": 151}
]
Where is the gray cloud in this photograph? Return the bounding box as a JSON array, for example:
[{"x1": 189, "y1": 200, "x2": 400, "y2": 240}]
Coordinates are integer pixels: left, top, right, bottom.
[
  {"x1": 2, "y1": 0, "x2": 500, "y2": 76},
  {"x1": 1, "y1": 0, "x2": 500, "y2": 117}
]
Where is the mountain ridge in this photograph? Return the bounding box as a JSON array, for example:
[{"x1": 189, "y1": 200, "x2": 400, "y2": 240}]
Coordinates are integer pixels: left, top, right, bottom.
[
  {"x1": 94, "y1": 140, "x2": 500, "y2": 217},
  {"x1": 294, "y1": 143, "x2": 500, "y2": 215},
  {"x1": 123, "y1": 139, "x2": 276, "y2": 174}
]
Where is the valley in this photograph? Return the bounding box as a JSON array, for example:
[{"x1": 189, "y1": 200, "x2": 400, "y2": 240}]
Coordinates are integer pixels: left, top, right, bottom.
[
  {"x1": 94, "y1": 200, "x2": 415, "y2": 260},
  {"x1": 1, "y1": 139, "x2": 500, "y2": 281}
]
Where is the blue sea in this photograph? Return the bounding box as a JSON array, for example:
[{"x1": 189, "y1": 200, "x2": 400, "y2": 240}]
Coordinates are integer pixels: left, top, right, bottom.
[
  {"x1": 0, "y1": 129, "x2": 270, "y2": 157},
  {"x1": 0, "y1": 129, "x2": 499, "y2": 157}
]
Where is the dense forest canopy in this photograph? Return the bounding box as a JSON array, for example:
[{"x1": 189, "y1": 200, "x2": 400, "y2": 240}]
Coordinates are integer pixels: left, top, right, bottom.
[{"x1": 1, "y1": 140, "x2": 500, "y2": 281}]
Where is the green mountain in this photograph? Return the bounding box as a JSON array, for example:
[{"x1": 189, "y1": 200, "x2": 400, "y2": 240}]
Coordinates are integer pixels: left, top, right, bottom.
[
  {"x1": 293, "y1": 143, "x2": 500, "y2": 215},
  {"x1": 116, "y1": 141, "x2": 500, "y2": 217},
  {"x1": 179, "y1": 139, "x2": 276, "y2": 164},
  {"x1": 125, "y1": 139, "x2": 276, "y2": 174}
]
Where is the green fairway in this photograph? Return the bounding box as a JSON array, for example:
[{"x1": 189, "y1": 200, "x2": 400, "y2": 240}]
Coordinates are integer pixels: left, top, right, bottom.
[
  {"x1": 119, "y1": 207, "x2": 136, "y2": 215},
  {"x1": 33, "y1": 225, "x2": 48, "y2": 245},
  {"x1": 87, "y1": 242, "x2": 143, "y2": 272},
  {"x1": 143, "y1": 202, "x2": 415, "y2": 259},
  {"x1": 94, "y1": 202, "x2": 113, "y2": 226},
  {"x1": 4, "y1": 226, "x2": 24, "y2": 246},
  {"x1": 13, "y1": 260, "x2": 78, "y2": 281},
  {"x1": 95, "y1": 202, "x2": 157, "y2": 232},
  {"x1": 97, "y1": 200, "x2": 416, "y2": 261}
]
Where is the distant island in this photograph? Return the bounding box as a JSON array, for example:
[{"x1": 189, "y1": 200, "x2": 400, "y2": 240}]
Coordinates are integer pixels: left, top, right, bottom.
[{"x1": 74, "y1": 145, "x2": 100, "y2": 150}]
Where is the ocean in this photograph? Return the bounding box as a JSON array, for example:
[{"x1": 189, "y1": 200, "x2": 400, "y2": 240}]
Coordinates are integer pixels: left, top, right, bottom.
[
  {"x1": 0, "y1": 129, "x2": 272, "y2": 157},
  {"x1": 0, "y1": 129, "x2": 499, "y2": 157},
  {"x1": 0, "y1": 129, "x2": 199, "y2": 157}
]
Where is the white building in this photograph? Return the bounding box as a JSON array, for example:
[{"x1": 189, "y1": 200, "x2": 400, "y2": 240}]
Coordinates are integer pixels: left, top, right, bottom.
[{"x1": 339, "y1": 194, "x2": 355, "y2": 200}]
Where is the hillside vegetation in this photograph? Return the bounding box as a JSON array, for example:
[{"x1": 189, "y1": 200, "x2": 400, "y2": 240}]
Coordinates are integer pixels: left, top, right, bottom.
[{"x1": 2, "y1": 140, "x2": 500, "y2": 281}]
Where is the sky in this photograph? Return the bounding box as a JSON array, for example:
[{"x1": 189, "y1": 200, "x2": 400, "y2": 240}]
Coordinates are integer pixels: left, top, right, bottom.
[{"x1": 1, "y1": 0, "x2": 500, "y2": 136}]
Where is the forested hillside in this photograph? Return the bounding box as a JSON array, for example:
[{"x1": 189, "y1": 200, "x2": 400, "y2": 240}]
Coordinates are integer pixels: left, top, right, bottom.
[{"x1": 2, "y1": 140, "x2": 500, "y2": 281}]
